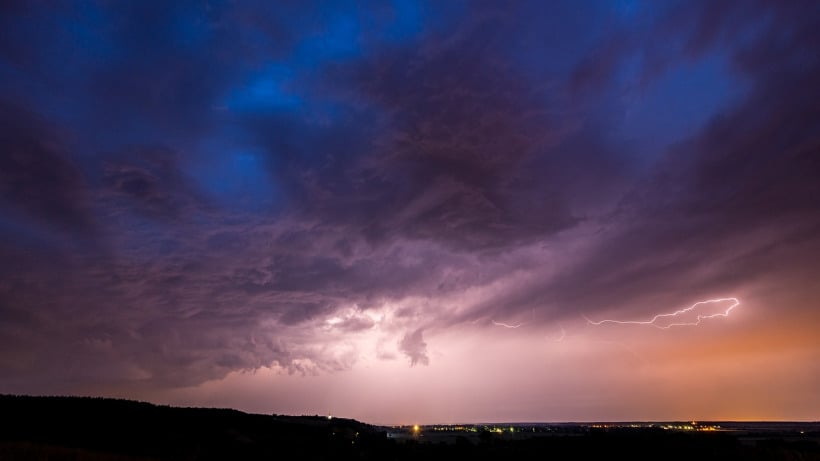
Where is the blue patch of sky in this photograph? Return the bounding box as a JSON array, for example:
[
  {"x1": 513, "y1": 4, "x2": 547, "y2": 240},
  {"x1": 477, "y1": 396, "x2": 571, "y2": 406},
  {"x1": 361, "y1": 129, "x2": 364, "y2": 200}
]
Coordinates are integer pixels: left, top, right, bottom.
[
  {"x1": 220, "y1": 10, "x2": 363, "y2": 117},
  {"x1": 302, "y1": 9, "x2": 363, "y2": 61},
  {"x1": 381, "y1": 0, "x2": 424, "y2": 42},
  {"x1": 168, "y1": 6, "x2": 213, "y2": 50},
  {"x1": 0, "y1": 5, "x2": 156, "y2": 159},
  {"x1": 612, "y1": 0, "x2": 641, "y2": 20},
  {"x1": 617, "y1": 50, "x2": 749, "y2": 164},
  {"x1": 224, "y1": 64, "x2": 303, "y2": 114},
  {"x1": 504, "y1": 2, "x2": 623, "y2": 95},
  {"x1": 0, "y1": 5, "x2": 112, "y2": 121},
  {"x1": 185, "y1": 144, "x2": 279, "y2": 213},
  {"x1": 61, "y1": 3, "x2": 119, "y2": 63},
  {"x1": 222, "y1": 0, "x2": 442, "y2": 117}
]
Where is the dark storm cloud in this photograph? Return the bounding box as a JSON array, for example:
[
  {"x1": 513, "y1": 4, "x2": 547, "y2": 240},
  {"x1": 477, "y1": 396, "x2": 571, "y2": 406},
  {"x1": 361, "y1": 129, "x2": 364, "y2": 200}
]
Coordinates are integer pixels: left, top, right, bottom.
[
  {"x1": 244, "y1": 7, "x2": 633, "y2": 252},
  {"x1": 0, "y1": 100, "x2": 94, "y2": 236},
  {"x1": 342, "y1": 47, "x2": 578, "y2": 250},
  {"x1": 0, "y1": 0, "x2": 817, "y2": 394},
  {"x1": 499, "y1": 0, "x2": 820, "y2": 317},
  {"x1": 399, "y1": 328, "x2": 429, "y2": 367},
  {"x1": 0, "y1": 1, "x2": 473, "y2": 389},
  {"x1": 100, "y1": 146, "x2": 205, "y2": 220}
]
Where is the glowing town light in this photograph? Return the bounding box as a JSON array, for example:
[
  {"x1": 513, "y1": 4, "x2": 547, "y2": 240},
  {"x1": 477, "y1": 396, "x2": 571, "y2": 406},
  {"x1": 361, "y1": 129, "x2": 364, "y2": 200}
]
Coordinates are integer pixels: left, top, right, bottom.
[{"x1": 583, "y1": 297, "x2": 740, "y2": 329}]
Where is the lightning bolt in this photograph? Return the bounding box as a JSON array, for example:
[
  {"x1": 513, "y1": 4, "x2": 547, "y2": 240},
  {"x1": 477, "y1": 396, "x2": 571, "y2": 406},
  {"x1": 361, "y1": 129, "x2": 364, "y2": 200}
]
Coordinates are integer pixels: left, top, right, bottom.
[
  {"x1": 583, "y1": 297, "x2": 740, "y2": 329},
  {"x1": 491, "y1": 320, "x2": 526, "y2": 329},
  {"x1": 546, "y1": 325, "x2": 566, "y2": 342}
]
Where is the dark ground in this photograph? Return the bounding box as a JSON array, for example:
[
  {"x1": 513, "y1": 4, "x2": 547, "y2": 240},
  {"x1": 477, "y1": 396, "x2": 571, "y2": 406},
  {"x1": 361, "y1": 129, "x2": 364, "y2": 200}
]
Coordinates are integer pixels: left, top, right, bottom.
[{"x1": 1, "y1": 395, "x2": 818, "y2": 460}]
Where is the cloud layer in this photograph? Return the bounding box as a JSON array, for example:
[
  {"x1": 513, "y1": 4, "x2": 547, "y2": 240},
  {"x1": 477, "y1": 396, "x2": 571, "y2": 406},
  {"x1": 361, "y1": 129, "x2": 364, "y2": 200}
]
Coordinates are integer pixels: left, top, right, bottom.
[{"x1": 1, "y1": 0, "x2": 818, "y2": 421}]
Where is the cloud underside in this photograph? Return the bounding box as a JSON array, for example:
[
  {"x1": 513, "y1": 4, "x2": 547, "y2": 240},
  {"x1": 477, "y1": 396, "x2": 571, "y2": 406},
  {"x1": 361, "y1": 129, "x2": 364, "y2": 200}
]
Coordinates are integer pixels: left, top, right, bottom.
[{"x1": 0, "y1": 0, "x2": 818, "y2": 391}]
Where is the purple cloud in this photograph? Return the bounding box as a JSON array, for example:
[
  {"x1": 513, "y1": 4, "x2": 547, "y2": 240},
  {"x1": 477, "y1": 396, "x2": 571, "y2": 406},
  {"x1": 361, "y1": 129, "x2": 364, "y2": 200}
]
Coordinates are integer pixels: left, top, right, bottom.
[{"x1": 0, "y1": 0, "x2": 818, "y2": 422}]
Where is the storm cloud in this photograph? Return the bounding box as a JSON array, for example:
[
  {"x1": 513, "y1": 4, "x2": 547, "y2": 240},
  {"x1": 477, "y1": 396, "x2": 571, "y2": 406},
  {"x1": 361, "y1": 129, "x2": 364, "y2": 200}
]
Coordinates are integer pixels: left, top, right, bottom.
[{"x1": 0, "y1": 0, "x2": 818, "y2": 422}]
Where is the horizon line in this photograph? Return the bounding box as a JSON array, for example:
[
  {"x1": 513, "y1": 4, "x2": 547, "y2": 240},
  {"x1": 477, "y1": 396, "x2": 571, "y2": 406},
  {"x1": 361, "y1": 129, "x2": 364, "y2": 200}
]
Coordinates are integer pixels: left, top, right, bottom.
[{"x1": 3, "y1": 393, "x2": 817, "y2": 426}]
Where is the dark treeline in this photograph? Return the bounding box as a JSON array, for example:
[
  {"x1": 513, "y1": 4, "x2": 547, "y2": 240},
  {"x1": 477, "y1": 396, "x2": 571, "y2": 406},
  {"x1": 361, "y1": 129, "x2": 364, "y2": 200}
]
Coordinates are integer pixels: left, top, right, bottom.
[{"x1": 1, "y1": 395, "x2": 818, "y2": 460}]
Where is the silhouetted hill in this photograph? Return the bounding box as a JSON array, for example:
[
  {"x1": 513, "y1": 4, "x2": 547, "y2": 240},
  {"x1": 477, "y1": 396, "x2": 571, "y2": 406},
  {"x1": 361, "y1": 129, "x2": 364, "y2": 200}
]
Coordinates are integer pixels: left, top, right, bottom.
[
  {"x1": 0, "y1": 395, "x2": 379, "y2": 460},
  {"x1": 1, "y1": 395, "x2": 818, "y2": 460}
]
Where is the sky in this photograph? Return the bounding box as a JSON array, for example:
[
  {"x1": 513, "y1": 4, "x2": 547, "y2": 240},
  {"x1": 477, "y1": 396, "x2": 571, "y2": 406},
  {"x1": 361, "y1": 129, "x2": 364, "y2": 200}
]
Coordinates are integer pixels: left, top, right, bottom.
[{"x1": 1, "y1": 0, "x2": 819, "y2": 424}]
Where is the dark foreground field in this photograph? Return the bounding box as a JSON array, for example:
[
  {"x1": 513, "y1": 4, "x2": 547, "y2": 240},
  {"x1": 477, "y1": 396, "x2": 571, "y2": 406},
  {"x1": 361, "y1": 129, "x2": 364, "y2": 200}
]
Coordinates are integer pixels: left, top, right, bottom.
[{"x1": 1, "y1": 395, "x2": 818, "y2": 460}]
